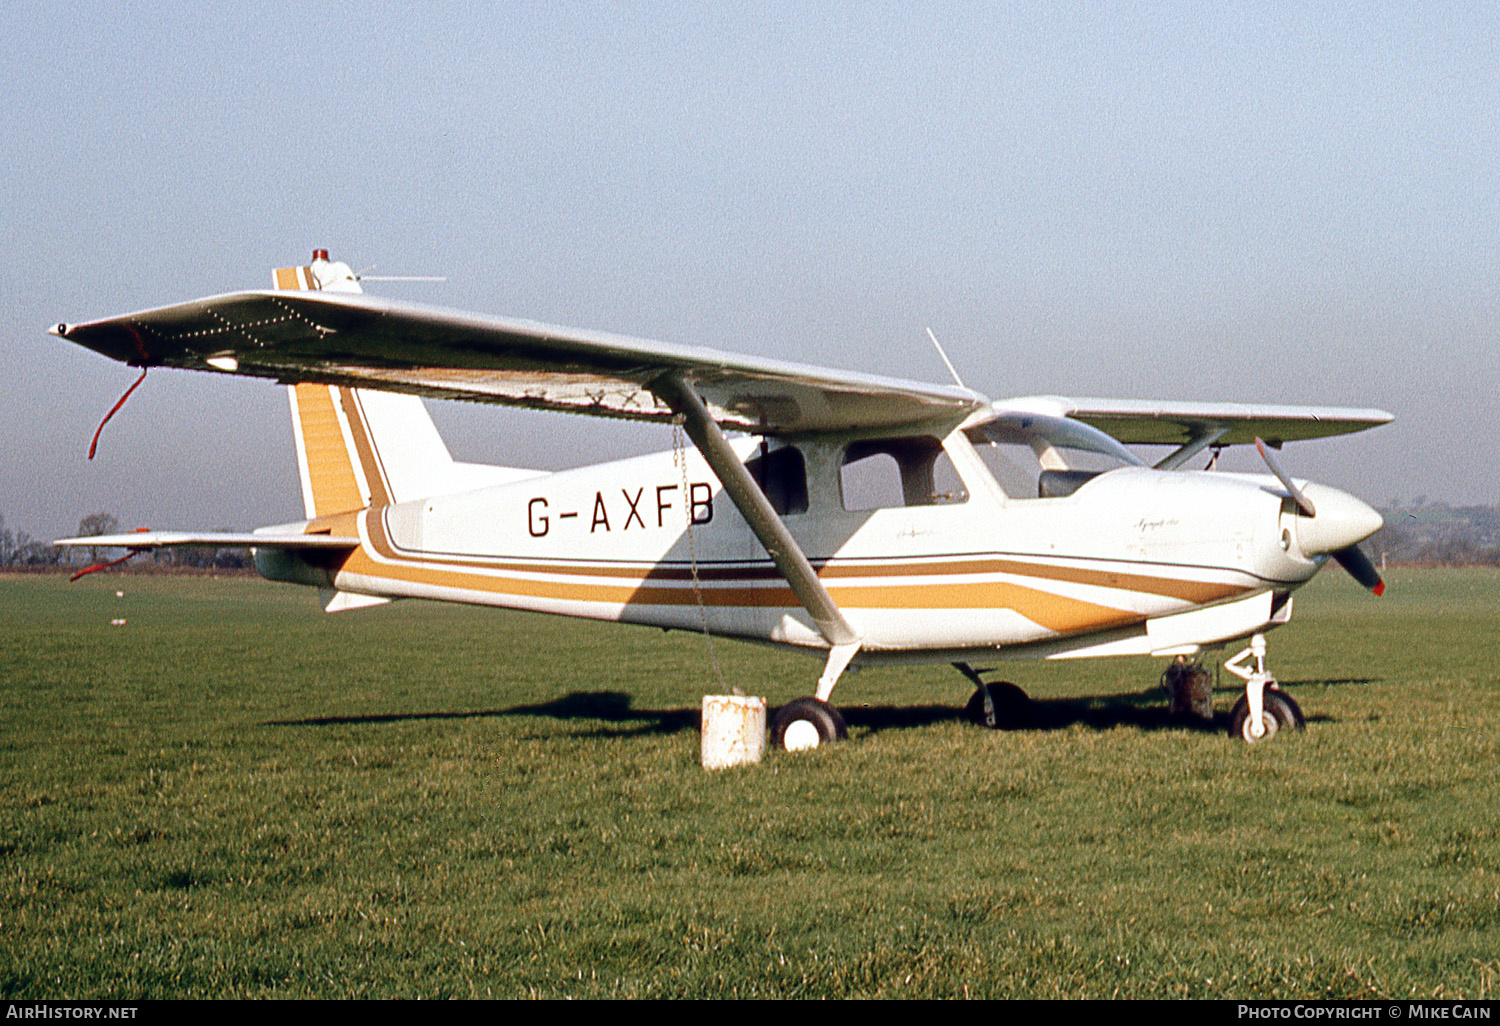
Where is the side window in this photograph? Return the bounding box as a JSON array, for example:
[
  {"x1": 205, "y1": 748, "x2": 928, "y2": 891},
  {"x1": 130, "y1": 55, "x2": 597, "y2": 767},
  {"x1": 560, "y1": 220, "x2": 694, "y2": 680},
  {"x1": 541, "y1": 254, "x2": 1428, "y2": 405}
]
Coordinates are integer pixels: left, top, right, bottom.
[
  {"x1": 972, "y1": 440, "x2": 1042, "y2": 499},
  {"x1": 840, "y1": 436, "x2": 968, "y2": 511},
  {"x1": 841, "y1": 450, "x2": 904, "y2": 510},
  {"x1": 744, "y1": 444, "x2": 809, "y2": 515}
]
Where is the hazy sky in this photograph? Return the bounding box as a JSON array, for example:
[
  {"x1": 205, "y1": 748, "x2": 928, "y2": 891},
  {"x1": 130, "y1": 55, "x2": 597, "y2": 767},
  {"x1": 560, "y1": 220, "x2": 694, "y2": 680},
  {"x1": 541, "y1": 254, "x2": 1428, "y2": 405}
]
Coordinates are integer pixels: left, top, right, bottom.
[{"x1": 4, "y1": 2, "x2": 1496, "y2": 540}]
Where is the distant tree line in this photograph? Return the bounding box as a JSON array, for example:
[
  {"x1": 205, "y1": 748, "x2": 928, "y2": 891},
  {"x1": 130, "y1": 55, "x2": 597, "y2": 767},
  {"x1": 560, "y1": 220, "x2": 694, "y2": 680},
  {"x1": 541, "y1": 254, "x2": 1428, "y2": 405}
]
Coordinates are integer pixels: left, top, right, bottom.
[
  {"x1": 1369, "y1": 502, "x2": 1500, "y2": 567},
  {"x1": 0, "y1": 511, "x2": 247, "y2": 571},
  {"x1": 0, "y1": 512, "x2": 67, "y2": 567}
]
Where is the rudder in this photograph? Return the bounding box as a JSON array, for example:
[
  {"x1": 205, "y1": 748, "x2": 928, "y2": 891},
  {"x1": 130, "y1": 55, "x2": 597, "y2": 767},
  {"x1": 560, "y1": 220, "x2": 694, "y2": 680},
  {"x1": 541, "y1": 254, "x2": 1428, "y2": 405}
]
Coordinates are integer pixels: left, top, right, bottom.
[
  {"x1": 275, "y1": 250, "x2": 458, "y2": 516},
  {"x1": 275, "y1": 249, "x2": 541, "y2": 518}
]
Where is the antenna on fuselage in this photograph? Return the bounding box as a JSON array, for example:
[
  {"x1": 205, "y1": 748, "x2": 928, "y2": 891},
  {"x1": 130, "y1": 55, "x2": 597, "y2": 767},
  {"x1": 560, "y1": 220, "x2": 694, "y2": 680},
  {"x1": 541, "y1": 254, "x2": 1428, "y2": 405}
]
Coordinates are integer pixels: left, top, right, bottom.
[{"x1": 925, "y1": 327, "x2": 967, "y2": 389}]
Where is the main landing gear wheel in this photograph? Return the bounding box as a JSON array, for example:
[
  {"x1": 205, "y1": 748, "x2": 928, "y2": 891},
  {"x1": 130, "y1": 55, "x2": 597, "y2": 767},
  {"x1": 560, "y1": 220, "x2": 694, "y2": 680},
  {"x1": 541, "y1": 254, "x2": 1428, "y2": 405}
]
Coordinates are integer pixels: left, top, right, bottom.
[
  {"x1": 770, "y1": 697, "x2": 848, "y2": 752},
  {"x1": 1162, "y1": 660, "x2": 1214, "y2": 722},
  {"x1": 1228, "y1": 688, "x2": 1304, "y2": 743},
  {"x1": 964, "y1": 681, "x2": 1034, "y2": 730}
]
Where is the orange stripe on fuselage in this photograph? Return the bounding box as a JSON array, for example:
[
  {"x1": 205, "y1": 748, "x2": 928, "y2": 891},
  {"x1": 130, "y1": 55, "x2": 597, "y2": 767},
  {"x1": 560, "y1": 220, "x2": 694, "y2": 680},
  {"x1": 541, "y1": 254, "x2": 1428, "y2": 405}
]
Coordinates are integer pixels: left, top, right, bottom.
[
  {"x1": 366, "y1": 544, "x2": 1244, "y2": 607},
  {"x1": 340, "y1": 510, "x2": 1173, "y2": 634}
]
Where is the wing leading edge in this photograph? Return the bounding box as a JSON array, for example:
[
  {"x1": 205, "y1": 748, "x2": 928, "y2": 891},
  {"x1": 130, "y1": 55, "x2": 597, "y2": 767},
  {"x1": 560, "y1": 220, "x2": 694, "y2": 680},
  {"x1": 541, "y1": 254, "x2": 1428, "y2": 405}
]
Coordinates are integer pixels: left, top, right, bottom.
[
  {"x1": 53, "y1": 260, "x2": 1392, "y2": 447},
  {"x1": 53, "y1": 290, "x2": 988, "y2": 436}
]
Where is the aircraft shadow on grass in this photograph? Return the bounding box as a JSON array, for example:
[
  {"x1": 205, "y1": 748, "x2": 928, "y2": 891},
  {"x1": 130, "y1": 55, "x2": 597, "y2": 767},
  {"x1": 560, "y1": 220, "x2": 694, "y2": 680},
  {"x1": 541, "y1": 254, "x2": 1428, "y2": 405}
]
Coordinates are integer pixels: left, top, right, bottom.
[
  {"x1": 267, "y1": 680, "x2": 1378, "y2": 737},
  {"x1": 266, "y1": 691, "x2": 697, "y2": 735}
]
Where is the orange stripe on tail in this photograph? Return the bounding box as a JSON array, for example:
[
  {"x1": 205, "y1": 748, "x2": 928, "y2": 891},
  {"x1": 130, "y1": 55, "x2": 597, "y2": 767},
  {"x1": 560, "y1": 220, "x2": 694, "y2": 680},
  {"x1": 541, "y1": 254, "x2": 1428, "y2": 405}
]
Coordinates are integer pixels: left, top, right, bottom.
[{"x1": 288, "y1": 385, "x2": 369, "y2": 518}]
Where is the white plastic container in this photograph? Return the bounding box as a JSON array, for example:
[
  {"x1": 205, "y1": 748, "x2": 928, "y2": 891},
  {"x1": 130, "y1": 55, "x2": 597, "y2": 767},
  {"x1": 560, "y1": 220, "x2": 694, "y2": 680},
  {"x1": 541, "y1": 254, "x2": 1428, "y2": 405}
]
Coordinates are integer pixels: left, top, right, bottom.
[{"x1": 700, "y1": 695, "x2": 766, "y2": 770}]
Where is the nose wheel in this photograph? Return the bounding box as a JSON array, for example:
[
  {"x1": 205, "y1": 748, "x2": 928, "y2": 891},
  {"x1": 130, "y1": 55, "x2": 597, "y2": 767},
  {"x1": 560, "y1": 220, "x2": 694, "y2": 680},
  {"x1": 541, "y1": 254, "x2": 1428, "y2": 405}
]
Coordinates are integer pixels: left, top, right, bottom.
[
  {"x1": 1228, "y1": 688, "x2": 1304, "y2": 742},
  {"x1": 1223, "y1": 633, "x2": 1305, "y2": 743}
]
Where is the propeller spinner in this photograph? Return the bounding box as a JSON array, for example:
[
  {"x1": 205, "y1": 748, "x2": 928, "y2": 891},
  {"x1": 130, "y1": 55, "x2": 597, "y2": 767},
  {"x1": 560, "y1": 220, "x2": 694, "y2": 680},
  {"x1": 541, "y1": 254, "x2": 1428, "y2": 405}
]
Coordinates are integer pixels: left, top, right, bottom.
[{"x1": 1255, "y1": 437, "x2": 1385, "y2": 596}]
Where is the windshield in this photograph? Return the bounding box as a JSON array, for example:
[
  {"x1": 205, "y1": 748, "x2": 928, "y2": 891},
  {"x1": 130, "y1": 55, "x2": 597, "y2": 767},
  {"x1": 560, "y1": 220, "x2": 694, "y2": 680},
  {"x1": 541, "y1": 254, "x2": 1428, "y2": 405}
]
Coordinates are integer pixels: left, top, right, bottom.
[{"x1": 965, "y1": 410, "x2": 1143, "y2": 500}]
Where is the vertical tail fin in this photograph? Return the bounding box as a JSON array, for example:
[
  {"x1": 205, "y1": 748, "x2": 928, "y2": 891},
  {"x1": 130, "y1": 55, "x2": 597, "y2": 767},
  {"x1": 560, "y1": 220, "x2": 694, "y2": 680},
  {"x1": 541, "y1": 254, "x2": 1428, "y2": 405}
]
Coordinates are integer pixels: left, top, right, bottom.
[
  {"x1": 286, "y1": 383, "x2": 540, "y2": 518},
  {"x1": 276, "y1": 250, "x2": 460, "y2": 517}
]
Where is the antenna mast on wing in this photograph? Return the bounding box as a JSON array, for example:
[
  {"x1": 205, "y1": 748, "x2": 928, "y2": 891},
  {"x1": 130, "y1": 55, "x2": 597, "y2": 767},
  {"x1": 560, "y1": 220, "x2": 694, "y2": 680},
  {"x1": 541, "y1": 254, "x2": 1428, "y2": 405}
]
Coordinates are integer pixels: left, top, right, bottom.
[{"x1": 925, "y1": 327, "x2": 967, "y2": 389}]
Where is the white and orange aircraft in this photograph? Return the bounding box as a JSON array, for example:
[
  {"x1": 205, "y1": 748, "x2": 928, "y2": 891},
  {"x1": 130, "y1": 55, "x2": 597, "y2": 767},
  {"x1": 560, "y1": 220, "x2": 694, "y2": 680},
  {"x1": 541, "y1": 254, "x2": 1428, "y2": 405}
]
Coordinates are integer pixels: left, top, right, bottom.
[{"x1": 54, "y1": 251, "x2": 1391, "y2": 747}]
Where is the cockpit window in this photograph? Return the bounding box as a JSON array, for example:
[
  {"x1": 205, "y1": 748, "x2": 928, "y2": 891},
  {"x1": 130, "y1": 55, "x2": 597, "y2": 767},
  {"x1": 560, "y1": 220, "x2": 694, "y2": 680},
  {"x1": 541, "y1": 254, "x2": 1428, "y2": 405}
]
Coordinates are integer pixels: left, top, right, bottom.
[
  {"x1": 840, "y1": 436, "x2": 968, "y2": 510},
  {"x1": 966, "y1": 413, "x2": 1142, "y2": 500},
  {"x1": 744, "y1": 444, "x2": 808, "y2": 515}
]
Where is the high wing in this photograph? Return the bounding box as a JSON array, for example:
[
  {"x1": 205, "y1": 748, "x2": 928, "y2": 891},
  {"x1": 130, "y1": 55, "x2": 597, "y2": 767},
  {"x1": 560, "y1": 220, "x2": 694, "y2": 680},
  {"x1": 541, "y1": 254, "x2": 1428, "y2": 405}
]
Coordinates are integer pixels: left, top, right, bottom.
[
  {"x1": 52, "y1": 268, "x2": 1393, "y2": 448},
  {"x1": 994, "y1": 396, "x2": 1393, "y2": 446},
  {"x1": 52, "y1": 290, "x2": 988, "y2": 436}
]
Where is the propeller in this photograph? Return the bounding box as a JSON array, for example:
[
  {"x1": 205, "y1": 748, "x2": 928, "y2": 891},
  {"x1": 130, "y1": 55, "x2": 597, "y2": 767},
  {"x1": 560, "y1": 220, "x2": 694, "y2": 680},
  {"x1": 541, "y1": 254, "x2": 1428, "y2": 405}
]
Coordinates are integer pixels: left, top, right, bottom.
[
  {"x1": 1332, "y1": 545, "x2": 1386, "y2": 596},
  {"x1": 1254, "y1": 437, "x2": 1385, "y2": 596},
  {"x1": 1254, "y1": 438, "x2": 1315, "y2": 516}
]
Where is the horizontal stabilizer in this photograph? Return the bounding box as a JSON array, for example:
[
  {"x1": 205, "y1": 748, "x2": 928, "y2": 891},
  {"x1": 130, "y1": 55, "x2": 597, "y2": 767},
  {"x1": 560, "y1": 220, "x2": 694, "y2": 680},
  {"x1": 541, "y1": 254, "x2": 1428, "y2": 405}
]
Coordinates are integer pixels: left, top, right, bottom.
[{"x1": 54, "y1": 531, "x2": 360, "y2": 549}]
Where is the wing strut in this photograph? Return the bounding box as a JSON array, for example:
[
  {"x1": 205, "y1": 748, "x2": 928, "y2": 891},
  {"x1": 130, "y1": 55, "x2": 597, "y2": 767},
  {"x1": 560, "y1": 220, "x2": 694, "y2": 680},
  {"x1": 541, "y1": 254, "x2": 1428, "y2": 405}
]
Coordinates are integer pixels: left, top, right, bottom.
[
  {"x1": 1154, "y1": 425, "x2": 1230, "y2": 471},
  {"x1": 650, "y1": 374, "x2": 863, "y2": 683}
]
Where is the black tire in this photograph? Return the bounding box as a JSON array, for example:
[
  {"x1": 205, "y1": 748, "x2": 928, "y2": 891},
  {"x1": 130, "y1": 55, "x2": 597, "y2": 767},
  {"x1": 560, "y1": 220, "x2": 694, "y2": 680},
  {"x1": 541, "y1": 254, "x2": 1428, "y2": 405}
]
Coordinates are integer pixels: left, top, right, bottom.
[
  {"x1": 963, "y1": 681, "x2": 1033, "y2": 730},
  {"x1": 1228, "y1": 688, "x2": 1304, "y2": 743},
  {"x1": 770, "y1": 697, "x2": 848, "y2": 751}
]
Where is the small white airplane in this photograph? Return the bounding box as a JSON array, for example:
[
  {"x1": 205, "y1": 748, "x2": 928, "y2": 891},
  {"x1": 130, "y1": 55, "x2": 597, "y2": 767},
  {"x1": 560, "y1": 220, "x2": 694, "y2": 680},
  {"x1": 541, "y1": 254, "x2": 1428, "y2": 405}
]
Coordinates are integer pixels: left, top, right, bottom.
[{"x1": 54, "y1": 251, "x2": 1391, "y2": 747}]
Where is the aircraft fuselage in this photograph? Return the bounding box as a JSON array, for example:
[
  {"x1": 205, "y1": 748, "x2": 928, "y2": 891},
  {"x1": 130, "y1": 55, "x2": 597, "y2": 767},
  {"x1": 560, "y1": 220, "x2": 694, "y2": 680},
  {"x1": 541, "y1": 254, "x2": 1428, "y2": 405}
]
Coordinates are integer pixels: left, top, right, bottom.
[{"x1": 257, "y1": 429, "x2": 1374, "y2": 665}]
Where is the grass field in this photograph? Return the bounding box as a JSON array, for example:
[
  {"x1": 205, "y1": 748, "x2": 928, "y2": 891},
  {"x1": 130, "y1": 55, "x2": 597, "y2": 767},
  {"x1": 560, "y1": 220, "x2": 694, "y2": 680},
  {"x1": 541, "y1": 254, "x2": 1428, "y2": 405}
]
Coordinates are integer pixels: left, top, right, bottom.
[{"x1": 2, "y1": 569, "x2": 1497, "y2": 998}]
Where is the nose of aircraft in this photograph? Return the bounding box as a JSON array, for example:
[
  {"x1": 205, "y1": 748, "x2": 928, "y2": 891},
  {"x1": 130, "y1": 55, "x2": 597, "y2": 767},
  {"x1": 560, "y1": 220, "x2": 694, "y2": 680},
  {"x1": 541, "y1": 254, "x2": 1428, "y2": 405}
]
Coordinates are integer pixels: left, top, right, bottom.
[{"x1": 1293, "y1": 483, "x2": 1385, "y2": 557}]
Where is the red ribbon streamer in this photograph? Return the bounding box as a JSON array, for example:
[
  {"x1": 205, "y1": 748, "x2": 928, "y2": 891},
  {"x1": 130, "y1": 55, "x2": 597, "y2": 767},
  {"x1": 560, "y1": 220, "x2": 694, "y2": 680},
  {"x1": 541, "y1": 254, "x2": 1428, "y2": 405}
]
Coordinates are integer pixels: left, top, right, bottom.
[{"x1": 88, "y1": 367, "x2": 148, "y2": 460}]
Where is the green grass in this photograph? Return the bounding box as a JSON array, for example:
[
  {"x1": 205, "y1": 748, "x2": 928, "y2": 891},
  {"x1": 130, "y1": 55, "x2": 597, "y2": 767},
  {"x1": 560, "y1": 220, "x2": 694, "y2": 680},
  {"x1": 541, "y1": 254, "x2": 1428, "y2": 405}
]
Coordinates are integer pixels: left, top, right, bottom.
[{"x1": 1, "y1": 569, "x2": 1497, "y2": 998}]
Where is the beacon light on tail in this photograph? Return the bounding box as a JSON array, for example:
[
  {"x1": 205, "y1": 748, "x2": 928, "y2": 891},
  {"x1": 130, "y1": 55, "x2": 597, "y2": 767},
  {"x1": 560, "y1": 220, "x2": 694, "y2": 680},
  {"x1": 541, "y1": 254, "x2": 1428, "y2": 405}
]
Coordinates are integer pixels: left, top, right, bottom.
[{"x1": 54, "y1": 250, "x2": 1392, "y2": 747}]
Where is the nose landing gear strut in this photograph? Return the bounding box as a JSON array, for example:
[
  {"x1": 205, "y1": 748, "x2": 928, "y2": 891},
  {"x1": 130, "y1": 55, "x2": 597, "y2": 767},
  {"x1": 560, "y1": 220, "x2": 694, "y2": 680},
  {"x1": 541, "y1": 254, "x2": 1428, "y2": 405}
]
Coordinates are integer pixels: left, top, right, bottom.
[{"x1": 1223, "y1": 633, "x2": 1305, "y2": 743}]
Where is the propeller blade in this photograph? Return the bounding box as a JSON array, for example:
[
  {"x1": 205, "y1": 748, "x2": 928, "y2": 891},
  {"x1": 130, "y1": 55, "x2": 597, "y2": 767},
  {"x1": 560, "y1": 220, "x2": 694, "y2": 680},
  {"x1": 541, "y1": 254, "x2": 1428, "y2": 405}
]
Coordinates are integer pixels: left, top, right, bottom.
[
  {"x1": 1255, "y1": 437, "x2": 1316, "y2": 517},
  {"x1": 1332, "y1": 545, "x2": 1386, "y2": 596}
]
